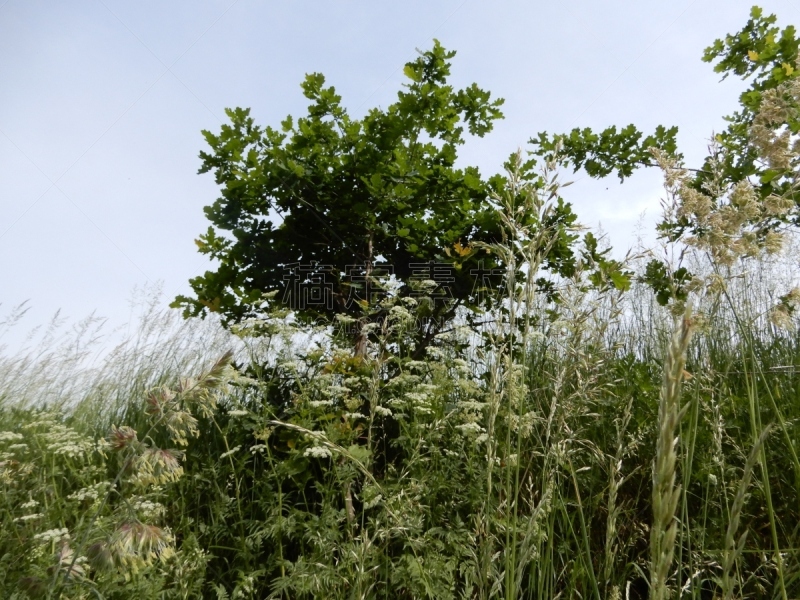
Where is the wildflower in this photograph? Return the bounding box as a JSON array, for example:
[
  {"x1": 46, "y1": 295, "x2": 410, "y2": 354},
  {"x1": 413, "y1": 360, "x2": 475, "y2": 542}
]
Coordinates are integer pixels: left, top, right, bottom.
[
  {"x1": 68, "y1": 482, "x2": 110, "y2": 503},
  {"x1": 309, "y1": 399, "x2": 335, "y2": 408},
  {"x1": 359, "y1": 322, "x2": 379, "y2": 335},
  {"x1": 304, "y1": 445, "x2": 332, "y2": 459},
  {"x1": 132, "y1": 499, "x2": 166, "y2": 519},
  {"x1": 373, "y1": 405, "x2": 392, "y2": 417},
  {"x1": 249, "y1": 444, "x2": 268, "y2": 455},
  {"x1": 459, "y1": 400, "x2": 487, "y2": 412},
  {"x1": 0, "y1": 431, "x2": 24, "y2": 442},
  {"x1": 326, "y1": 385, "x2": 351, "y2": 396},
  {"x1": 456, "y1": 422, "x2": 485, "y2": 435},
  {"x1": 388, "y1": 305, "x2": 413, "y2": 322},
  {"x1": 425, "y1": 346, "x2": 445, "y2": 360},
  {"x1": 15, "y1": 513, "x2": 43, "y2": 522},
  {"x1": 32, "y1": 528, "x2": 70, "y2": 544}
]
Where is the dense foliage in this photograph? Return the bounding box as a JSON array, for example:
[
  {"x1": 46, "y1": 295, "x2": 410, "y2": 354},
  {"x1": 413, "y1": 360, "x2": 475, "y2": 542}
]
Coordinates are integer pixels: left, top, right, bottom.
[{"x1": 173, "y1": 42, "x2": 626, "y2": 354}]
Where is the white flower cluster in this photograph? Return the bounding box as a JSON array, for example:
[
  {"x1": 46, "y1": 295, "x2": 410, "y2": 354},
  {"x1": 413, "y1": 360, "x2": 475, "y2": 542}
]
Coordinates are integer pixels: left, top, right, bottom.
[
  {"x1": 452, "y1": 358, "x2": 470, "y2": 375},
  {"x1": 68, "y1": 481, "x2": 110, "y2": 503},
  {"x1": 373, "y1": 405, "x2": 392, "y2": 417},
  {"x1": 37, "y1": 423, "x2": 95, "y2": 459},
  {"x1": 0, "y1": 431, "x2": 24, "y2": 442},
  {"x1": 132, "y1": 499, "x2": 166, "y2": 519},
  {"x1": 15, "y1": 513, "x2": 43, "y2": 522},
  {"x1": 249, "y1": 444, "x2": 268, "y2": 455},
  {"x1": 304, "y1": 445, "x2": 332, "y2": 459},
  {"x1": 405, "y1": 360, "x2": 428, "y2": 371},
  {"x1": 389, "y1": 373, "x2": 420, "y2": 387},
  {"x1": 325, "y1": 385, "x2": 351, "y2": 396},
  {"x1": 33, "y1": 528, "x2": 70, "y2": 544},
  {"x1": 404, "y1": 392, "x2": 433, "y2": 415},
  {"x1": 388, "y1": 305, "x2": 414, "y2": 323},
  {"x1": 425, "y1": 347, "x2": 445, "y2": 360},
  {"x1": 456, "y1": 422, "x2": 485, "y2": 436},
  {"x1": 309, "y1": 399, "x2": 335, "y2": 408},
  {"x1": 458, "y1": 400, "x2": 487, "y2": 412},
  {"x1": 21, "y1": 414, "x2": 59, "y2": 431}
]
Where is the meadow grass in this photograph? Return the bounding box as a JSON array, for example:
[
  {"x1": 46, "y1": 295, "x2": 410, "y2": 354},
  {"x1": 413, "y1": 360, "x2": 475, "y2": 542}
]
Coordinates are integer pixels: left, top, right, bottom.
[{"x1": 1, "y1": 171, "x2": 799, "y2": 599}]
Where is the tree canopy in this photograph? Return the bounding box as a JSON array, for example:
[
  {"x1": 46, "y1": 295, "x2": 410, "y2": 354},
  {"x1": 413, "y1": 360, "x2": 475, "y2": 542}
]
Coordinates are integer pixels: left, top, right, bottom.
[
  {"x1": 533, "y1": 6, "x2": 800, "y2": 305},
  {"x1": 173, "y1": 41, "x2": 609, "y2": 350}
]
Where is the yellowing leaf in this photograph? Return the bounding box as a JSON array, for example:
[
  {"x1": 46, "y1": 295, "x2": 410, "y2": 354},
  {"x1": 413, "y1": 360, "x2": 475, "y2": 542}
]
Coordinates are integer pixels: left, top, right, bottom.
[
  {"x1": 748, "y1": 50, "x2": 760, "y2": 61},
  {"x1": 453, "y1": 240, "x2": 472, "y2": 257},
  {"x1": 783, "y1": 62, "x2": 795, "y2": 76},
  {"x1": 200, "y1": 297, "x2": 221, "y2": 312}
]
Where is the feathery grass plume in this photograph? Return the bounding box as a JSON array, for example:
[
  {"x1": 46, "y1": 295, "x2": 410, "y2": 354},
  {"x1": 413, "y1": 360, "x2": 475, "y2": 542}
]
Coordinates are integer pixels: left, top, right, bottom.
[
  {"x1": 111, "y1": 521, "x2": 175, "y2": 572},
  {"x1": 650, "y1": 306, "x2": 694, "y2": 600},
  {"x1": 720, "y1": 425, "x2": 772, "y2": 600}
]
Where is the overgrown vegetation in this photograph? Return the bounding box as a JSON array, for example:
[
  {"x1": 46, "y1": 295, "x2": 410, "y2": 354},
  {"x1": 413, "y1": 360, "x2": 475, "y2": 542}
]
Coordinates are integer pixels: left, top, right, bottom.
[{"x1": 2, "y1": 7, "x2": 800, "y2": 599}]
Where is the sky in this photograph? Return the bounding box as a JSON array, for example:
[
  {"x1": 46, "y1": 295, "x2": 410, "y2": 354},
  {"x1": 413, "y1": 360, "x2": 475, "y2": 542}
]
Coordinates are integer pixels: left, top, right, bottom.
[{"x1": 1, "y1": 0, "x2": 798, "y2": 353}]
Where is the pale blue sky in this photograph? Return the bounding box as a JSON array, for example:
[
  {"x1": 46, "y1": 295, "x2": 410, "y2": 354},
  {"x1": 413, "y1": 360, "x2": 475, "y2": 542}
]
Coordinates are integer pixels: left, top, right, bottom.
[{"x1": 1, "y1": 0, "x2": 796, "y2": 351}]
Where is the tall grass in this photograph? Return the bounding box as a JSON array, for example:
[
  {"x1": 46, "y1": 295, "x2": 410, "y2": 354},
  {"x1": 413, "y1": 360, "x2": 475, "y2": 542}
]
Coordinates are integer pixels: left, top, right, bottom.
[{"x1": 1, "y1": 174, "x2": 799, "y2": 598}]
